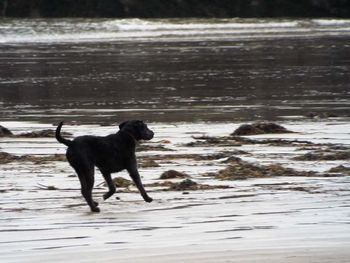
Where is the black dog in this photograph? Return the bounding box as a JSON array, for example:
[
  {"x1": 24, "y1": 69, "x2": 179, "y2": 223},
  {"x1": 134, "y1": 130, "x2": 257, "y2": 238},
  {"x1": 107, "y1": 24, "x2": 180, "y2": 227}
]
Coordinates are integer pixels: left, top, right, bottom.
[{"x1": 55, "y1": 120, "x2": 154, "y2": 212}]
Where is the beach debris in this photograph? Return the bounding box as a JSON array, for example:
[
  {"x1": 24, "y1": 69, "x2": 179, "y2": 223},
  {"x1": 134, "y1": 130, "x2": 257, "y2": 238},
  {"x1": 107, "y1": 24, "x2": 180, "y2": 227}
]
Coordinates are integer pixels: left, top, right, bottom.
[
  {"x1": 169, "y1": 179, "x2": 198, "y2": 191},
  {"x1": 222, "y1": 156, "x2": 243, "y2": 163},
  {"x1": 0, "y1": 152, "x2": 17, "y2": 164},
  {"x1": 159, "y1": 170, "x2": 189, "y2": 179},
  {"x1": 274, "y1": 186, "x2": 321, "y2": 193},
  {"x1": 36, "y1": 154, "x2": 67, "y2": 163},
  {"x1": 186, "y1": 136, "x2": 242, "y2": 147},
  {"x1": 139, "y1": 159, "x2": 160, "y2": 168},
  {"x1": 0, "y1": 125, "x2": 13, "y2": 137},
  {"x1": 158, "y1": 139, "x2": 171, "y2": 144},
  {"x1": 37, "y1": 183, "x2": 58, "y2": 190},
  {"x1": 18, "y1": 129, "x2": 57, "y2": 138},
  {"x1": 232, "y1": 122, "x2": 294, "y2": 136},
  {"x1": 168, "y1": 179, "x2": 229, "y2": 191},
  {"x1": 193, "y1": 151, "x2": 249, "y2": 161},
  {"x1": 185, "y1": 134, "x2": 315, "y2": 149},
  {"x1": 253, "y1": 182, "x2": 321, "y2": 193},
  {"x1": 213, "y1": 159, "x2": 317, "y2": 180},
  {"x1": 293, "y1": 151, "x2": 350, "y2": 161},
  {"x1": 111, "y1": 177, "x2": 133, "y2": 188},
  {"x1": 146, "y1": 178, "x2": 230, "y2": 191},
  {"x1": 0, "y1": 126, "x2": 71, "y2": 138},
  {"x1": 0, "y1": 151, "x2": 66, "y2": 164},
  {"x1": 327, "y1": 165, "x2": 350, "y2": 176}
]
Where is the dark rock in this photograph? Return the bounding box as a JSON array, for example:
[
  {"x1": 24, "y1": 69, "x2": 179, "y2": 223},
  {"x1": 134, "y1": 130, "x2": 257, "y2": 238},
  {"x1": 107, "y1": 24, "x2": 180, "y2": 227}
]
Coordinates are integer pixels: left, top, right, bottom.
[{"x1": 232, "y1": 122, "x2": 294, "y2": 136}]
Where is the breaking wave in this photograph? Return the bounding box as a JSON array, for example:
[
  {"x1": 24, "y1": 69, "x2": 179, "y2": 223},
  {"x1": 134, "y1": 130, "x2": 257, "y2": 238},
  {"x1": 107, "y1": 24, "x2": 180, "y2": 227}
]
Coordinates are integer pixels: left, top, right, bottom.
[{"x1": 1, "y1": 18, "x2": 350, "y2": 44}]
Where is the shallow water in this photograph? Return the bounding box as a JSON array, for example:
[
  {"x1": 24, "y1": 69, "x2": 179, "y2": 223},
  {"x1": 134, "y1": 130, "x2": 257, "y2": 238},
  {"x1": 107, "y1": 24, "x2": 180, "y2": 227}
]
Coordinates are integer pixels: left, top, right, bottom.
[
  {"x1": 0, "y1": 121, "x2": 350, "y2": 262},
  {"x1": 0, "y1": 18, "x2": 350, "y2": 123}
]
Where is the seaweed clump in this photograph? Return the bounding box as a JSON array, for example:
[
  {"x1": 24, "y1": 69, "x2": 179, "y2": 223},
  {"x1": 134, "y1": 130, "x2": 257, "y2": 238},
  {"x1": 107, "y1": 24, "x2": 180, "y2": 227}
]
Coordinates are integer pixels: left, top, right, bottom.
[
  {"x1": 159, "y1": 170, "x2": 189, "y2": 179},
  {"x1": 0, "y1": 125, "x2": 13, "y2": 137},
  {"x1": 0, "y1": 152, "x2": 66, "y2": 164},
  {"x1": 213, "y1": 159, "x2": 316, "y2": 180},
  {"x1": 111, "y1": 177, "x2": 133, "y2": 188},
  {"x1": 327, "y1": 165, "x2": 350, "y2": 176},
  {"x1": 232, "y1": 122, "x2": 294, "y2": 136},
  {"x1": 0, "y1": 125, "x2": 71, "y2": 138},
  {"x1": 293, "y1": 151, "x2": 350, "y2": 161},
  {"x1": 147, "y1": 178, "x2": 230, "y2": 192},
  {"x1": 139, "y1": 159, "x2": 160, "y2": 168},
  {"x1": 168, "y1": 179, "x2": 230, "y2": 191}
]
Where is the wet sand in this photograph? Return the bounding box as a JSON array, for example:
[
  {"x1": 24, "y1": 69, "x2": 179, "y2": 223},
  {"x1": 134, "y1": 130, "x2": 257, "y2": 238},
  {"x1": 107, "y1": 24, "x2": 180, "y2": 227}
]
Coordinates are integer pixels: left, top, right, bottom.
[
  {"x1": 1, "y1": 121, "x2": 349, "y2": 262},
  {"x1": 7, "y1": 246, "x2": 350, "y2": 263}
]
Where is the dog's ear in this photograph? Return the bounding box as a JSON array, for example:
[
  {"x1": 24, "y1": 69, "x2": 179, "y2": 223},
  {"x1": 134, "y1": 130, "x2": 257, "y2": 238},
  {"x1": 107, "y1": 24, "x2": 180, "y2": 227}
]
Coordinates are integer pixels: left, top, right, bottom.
[{"x1": 119, "y1": 121, "x2": 127, "y2": 130}]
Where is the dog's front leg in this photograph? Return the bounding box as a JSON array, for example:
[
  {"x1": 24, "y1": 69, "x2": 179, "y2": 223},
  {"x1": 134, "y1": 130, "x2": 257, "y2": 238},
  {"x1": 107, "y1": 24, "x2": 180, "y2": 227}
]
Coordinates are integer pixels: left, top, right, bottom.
[
  {"x1": 127, "y1": 161, "x2": 153, "y2": 203},
  {"x1": 100, "y1": 170, "x2": 116, "y2": 200}
]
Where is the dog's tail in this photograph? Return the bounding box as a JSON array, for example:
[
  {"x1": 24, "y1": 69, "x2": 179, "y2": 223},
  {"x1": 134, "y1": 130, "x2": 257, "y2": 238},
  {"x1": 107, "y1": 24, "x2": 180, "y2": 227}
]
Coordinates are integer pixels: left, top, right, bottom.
[{"x1": 56, "y1": 121, "x2": 73, "y2": 147}]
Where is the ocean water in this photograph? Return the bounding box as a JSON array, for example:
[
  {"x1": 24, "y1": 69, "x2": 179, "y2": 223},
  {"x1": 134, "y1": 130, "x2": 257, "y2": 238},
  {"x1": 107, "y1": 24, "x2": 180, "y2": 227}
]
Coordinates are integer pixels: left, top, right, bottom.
[{"x1": 0, "y1": 18, "x2": 349, "y2": 123}]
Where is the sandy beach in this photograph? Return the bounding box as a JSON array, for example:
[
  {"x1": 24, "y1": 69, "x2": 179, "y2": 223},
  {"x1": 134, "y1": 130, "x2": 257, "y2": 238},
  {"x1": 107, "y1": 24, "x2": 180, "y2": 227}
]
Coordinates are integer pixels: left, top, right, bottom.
[{"x1": 1, "y1": 121, "x2": 349, "y2": 262}]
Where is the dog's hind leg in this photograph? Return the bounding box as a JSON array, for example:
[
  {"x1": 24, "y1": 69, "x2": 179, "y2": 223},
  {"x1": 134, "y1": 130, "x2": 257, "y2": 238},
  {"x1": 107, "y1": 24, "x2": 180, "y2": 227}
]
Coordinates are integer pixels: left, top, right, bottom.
[
  {"x1": 70, "y1": 161, "x2": 100, "y2": 212},
  {"x1": 100, "y1": 170, "x2": 116, "y2": 200},
  {"x1": 77, "y1": 169, "x2": 100, "y2": 212},
  {"x1": 66, "y1": 149, "x2": 99, "y2": 212}
]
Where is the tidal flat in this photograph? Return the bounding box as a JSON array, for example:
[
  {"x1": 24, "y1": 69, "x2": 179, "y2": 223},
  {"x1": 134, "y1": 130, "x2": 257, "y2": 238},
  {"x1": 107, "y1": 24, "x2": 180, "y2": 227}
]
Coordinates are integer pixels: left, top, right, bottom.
[{"x1": 0, "y1": 120, "x2": 349, "y2": 262}]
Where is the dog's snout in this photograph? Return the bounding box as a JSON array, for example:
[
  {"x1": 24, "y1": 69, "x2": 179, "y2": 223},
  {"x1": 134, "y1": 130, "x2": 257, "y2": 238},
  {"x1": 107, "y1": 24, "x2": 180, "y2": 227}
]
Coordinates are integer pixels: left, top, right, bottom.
[{"x1": 146, "y1": 129, "x2": 154, "y2": 140}]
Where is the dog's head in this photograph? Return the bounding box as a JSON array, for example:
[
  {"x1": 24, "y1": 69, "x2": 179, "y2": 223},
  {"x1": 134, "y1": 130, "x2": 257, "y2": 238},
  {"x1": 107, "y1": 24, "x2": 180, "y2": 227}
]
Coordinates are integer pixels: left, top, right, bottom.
[{"x1": 119, "y1": 120, "x2": 154, "y2": 141}]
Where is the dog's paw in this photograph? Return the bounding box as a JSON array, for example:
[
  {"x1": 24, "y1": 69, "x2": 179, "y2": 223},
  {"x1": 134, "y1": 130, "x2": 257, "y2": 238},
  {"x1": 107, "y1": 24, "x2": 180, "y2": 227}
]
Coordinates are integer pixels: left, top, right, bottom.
[
  {"x1": 91, "y1": 206, "x2": 101, "y2": 213},
  {"x1": 103, "y1": 190, "x2": 116, "y2": 200},
  {"x1": 144, "y1": 197, "x2": 153, "y2": 203}
]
